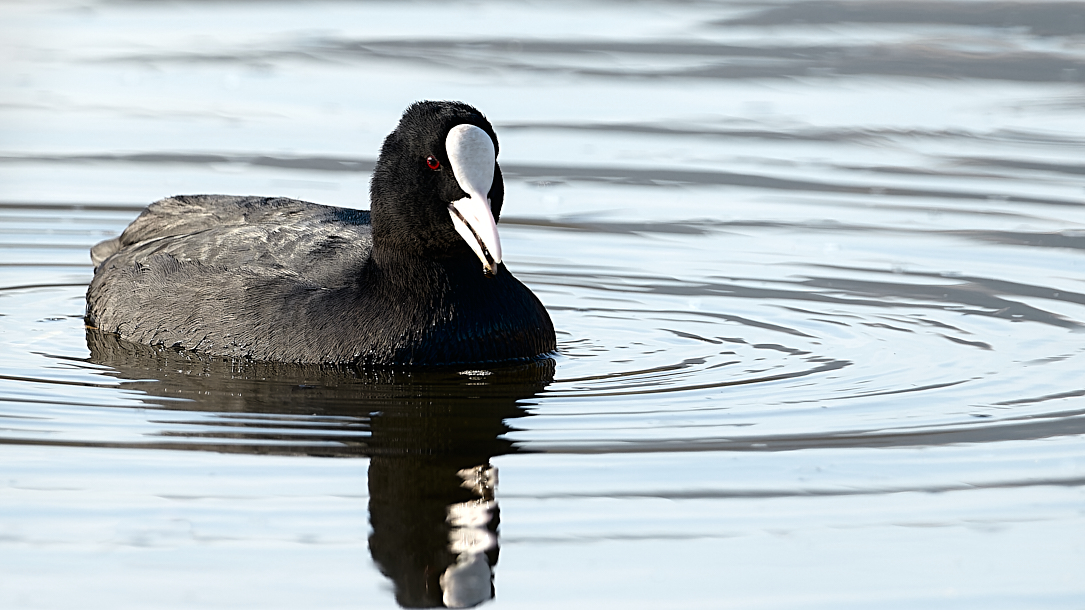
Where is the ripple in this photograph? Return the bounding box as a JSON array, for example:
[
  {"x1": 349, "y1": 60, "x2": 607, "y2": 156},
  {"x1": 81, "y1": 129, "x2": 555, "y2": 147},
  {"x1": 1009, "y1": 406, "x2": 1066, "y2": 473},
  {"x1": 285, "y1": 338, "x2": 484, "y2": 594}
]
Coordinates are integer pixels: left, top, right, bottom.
[{"x1": 2, "y1": 212, "x2": 1085, "y2": 461}]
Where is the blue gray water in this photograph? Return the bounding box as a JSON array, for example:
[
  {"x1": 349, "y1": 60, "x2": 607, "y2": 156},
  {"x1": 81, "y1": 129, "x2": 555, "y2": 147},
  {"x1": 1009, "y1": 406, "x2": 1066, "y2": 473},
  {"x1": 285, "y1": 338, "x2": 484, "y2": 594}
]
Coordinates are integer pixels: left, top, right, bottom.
[{"x1": 2, "y1": 1, "x2": 1084, "y2": 608}]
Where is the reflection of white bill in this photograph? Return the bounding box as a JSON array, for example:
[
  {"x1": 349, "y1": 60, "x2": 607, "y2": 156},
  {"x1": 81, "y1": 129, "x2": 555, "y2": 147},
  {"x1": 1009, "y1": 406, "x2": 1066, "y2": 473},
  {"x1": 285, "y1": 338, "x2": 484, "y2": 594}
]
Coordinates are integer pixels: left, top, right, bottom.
[
  {"x1": 441, "y1": 551, "x2": 494, "y2": 609},
  {"x1": 441, "y1": 466, "x2": 499, "y2": 607},
  {"x1": 456, "y1": 465, "x2": 498, "y2": 500},
  {"x1": 448, "y1": 500, "x2": 498, "y2": 548}
]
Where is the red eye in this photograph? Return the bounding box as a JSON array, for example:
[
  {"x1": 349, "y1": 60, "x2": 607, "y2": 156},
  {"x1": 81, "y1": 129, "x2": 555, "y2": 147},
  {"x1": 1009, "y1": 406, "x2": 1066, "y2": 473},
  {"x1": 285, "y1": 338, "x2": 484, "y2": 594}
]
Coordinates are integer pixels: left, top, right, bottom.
[{"x1": 426, "y1": 155, "x2": 441, "y2": 170}]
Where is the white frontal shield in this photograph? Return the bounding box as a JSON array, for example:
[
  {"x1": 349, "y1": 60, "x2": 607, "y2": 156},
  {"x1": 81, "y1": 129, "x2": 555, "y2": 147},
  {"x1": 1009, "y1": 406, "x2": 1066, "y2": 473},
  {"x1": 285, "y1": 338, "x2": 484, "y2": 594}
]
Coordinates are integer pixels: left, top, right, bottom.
[{"x1": 446, "y1": 124, "x2": 502, "y2": 276}]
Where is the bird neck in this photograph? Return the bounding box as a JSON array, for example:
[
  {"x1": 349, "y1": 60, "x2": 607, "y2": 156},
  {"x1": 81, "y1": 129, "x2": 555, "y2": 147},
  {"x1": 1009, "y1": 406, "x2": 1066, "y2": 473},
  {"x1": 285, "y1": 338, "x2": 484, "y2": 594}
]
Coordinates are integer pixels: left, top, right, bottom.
[{"x1": 368, "y1": 242, "x2": 488, "y2": 294}]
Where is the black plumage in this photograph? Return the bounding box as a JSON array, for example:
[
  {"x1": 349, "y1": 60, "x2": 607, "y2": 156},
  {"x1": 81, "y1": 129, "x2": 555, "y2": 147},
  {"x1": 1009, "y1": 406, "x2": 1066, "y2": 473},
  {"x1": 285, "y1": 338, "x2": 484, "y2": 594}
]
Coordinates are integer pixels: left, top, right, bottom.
[{"x1": 85, "y1": 101, "x2": 556, "y2": 366}]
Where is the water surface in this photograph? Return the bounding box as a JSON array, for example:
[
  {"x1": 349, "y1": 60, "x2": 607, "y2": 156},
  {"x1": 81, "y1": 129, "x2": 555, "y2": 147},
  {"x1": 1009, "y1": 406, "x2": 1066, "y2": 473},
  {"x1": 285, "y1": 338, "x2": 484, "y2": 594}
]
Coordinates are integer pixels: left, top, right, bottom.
[{"x1": 2, "y1": 1, "x2": 1084, "y2": 608}]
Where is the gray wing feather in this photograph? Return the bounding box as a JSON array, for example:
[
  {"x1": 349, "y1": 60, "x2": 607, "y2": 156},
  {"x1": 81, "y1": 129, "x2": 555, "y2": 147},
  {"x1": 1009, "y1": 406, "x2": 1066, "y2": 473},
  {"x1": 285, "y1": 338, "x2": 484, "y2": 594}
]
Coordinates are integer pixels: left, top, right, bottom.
[
  {"x1": 91, "y1": 194, "x2": 372, "y2": 284},
  {"x1": 87, "y1": 195, "x2": 375, "y2": 362}
]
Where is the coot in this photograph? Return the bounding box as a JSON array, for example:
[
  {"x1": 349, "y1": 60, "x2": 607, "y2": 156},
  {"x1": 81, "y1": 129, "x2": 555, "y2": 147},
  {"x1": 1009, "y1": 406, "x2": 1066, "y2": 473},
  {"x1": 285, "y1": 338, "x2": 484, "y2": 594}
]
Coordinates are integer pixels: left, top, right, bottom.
[{"x1": 85, "y1": 101, "x2": 556, "y2": 366}]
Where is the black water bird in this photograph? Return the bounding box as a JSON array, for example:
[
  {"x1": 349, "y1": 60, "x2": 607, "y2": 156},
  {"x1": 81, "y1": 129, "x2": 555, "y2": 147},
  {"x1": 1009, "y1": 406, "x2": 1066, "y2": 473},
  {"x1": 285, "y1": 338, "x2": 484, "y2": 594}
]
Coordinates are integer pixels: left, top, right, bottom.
[{"x1": 85, "y1": 101, "x2": 556, "y2": 366}]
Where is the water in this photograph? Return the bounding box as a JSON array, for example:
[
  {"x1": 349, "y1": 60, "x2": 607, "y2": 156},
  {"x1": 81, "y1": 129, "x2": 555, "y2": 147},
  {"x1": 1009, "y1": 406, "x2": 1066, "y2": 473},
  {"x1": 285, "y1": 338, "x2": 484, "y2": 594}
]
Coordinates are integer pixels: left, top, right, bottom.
[{"x1": 2, "y1": 1, "x2": 1085, "y2": 607}]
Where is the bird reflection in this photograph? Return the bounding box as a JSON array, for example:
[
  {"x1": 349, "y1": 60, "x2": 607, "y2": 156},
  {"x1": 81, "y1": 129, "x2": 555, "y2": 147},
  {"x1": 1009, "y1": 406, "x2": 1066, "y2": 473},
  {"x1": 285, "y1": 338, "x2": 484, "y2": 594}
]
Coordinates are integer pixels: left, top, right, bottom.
[
  {"x1": 86, "y1": 329, "x2": 554, "y2": 608},
  {"x1": 369, "y1": 457, "x2": 500, "y2": 608}
]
